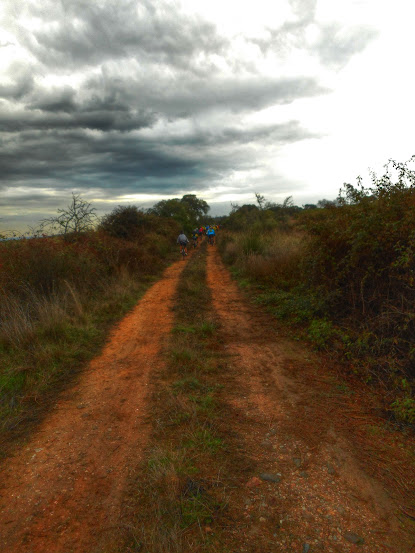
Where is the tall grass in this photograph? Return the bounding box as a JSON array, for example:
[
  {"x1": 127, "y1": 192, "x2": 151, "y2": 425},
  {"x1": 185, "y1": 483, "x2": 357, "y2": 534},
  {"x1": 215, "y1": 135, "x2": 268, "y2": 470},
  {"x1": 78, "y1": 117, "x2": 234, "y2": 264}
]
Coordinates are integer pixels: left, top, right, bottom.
[
  {"x1": 220, "y1": 228, "x2": 306, "y2": 287},
  {"x1": 0, "y1": 217, "x2": 180, "y2": 449},
  {"x1": 219, "y1": 163, "x2": 415, "y2": 424}
]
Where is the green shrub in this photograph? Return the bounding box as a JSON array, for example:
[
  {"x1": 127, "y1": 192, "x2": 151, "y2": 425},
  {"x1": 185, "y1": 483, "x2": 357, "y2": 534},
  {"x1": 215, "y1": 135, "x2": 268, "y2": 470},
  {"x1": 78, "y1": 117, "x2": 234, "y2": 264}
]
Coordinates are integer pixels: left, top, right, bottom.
[
  {"x1": 391, "y1": 396, "x2": 415, "y2": 424},
  {"x1": 240, "y1": 232, "x2": 264, "y2": 256},
  {"x1": 308, "y1": 319, "x2": 335, "y2": 350}
]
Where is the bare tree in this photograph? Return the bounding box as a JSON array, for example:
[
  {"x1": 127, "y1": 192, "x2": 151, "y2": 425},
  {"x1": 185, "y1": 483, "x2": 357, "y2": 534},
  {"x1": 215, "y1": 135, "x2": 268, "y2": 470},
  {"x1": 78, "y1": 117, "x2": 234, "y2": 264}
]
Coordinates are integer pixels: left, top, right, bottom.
[
  {"x1": 40, "y1": 193, "x2": 97, "y2": 235},
  {"x1": 255, "y1": 193, "x2": 266, "y2": 210}
]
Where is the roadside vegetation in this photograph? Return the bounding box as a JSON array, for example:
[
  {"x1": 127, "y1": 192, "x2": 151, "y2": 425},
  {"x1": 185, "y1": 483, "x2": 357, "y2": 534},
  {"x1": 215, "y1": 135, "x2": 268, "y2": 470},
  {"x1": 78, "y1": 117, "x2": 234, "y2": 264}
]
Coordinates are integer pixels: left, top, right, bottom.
[
  {"x1": 0, "y1": 198, "x2": 210, "y2": 451},
  {"x1": 219, "y1": 157, "x2": 415, "y2": 426}
]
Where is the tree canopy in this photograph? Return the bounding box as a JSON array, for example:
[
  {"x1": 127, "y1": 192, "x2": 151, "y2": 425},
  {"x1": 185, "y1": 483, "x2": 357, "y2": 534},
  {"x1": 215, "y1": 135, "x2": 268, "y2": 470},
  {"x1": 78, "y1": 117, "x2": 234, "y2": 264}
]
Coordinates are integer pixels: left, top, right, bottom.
[{"x1": 149, "y1": 194, "x2": 209, "y2": 231}]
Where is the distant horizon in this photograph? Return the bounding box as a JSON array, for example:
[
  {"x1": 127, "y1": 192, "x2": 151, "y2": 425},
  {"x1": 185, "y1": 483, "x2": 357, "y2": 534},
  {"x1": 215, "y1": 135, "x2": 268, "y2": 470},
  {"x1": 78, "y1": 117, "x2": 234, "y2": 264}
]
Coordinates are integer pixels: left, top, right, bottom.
[{"x1": 1, "y1": 190, "x2": 339, "y2": 234}]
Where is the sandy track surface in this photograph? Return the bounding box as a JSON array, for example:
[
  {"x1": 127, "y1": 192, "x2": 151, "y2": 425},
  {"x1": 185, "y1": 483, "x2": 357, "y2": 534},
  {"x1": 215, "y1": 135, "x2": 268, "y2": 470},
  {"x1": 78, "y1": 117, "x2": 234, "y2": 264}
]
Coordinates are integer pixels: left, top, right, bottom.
[
  {"x1": 0, "y1": 260, "x2": 186, "y2": 553},
  {"x1": 206, "y1": 245, "x2": 414, "y2": 552}
]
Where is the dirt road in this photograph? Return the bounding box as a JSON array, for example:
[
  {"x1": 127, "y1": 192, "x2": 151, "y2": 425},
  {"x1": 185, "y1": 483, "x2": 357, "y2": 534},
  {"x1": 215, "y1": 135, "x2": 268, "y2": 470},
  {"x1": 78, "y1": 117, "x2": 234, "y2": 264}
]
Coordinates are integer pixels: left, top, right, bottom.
[
  {"x1": 1, "y1": 245, "x2": 414, "y2": 552},
  {"x1": 0, "y1": 260, "x2": 186, "y2": 553},
  {"x1": 206, "y1": 245, "x2": 415, "y2": 552}
]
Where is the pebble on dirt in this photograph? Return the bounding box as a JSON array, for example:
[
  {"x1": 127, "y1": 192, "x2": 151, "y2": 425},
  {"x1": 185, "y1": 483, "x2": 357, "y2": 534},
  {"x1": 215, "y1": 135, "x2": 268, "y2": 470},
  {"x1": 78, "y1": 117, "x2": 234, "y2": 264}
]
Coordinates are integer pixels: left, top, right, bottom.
[
  {"x1": 259, "y1": 473, "x2": 282, "y2": 483},
  {"x1": 344, "y1": 531, "x2": 365, "y2": 545},
  {"x1": 246, "y1": 477, "x2": 262, "y2": 488}
]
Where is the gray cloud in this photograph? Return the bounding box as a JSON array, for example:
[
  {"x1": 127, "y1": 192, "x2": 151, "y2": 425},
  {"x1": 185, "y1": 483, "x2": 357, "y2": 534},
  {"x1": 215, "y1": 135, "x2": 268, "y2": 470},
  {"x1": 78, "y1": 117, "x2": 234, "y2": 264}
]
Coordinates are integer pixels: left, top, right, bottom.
[
  {"x1": 0, "y1": 119, "x2": 318, "y2": 194},
  {"x1": 9, "y1": 0, "x2": 227, "y2": 72},
  {"x1": 0, "y1": 63, "x2": 34, "y2": 100},
  {"x1": 2, "y1": 0, "x2": 373, "y2": 230},
  {"x1": 247, "y1": 1, "x2": 378, "y2": 70},
  {"x1": 28, "y1": 86, "x2": 77, "y2": 113},
  {"x1": 313, "y1": 23, "x2": 379, "y2": 68}
]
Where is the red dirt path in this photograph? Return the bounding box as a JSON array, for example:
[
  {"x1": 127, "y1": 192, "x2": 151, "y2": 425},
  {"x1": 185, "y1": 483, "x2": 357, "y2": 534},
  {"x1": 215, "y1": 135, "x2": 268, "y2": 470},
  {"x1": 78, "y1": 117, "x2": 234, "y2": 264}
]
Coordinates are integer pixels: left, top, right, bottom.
[
  {"x1": 206, "y1": 245, "x2": 415, "y2": 552},
  {"x1": 0, "y1": 260, "x2": 186, "y2": 553}
]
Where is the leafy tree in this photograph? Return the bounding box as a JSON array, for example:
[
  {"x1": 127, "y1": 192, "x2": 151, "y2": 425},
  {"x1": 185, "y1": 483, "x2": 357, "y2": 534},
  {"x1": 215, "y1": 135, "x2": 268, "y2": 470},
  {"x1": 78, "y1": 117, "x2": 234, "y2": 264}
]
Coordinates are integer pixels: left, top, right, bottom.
[
  {"x1": 149, "y1": 194, "x2": 209, "y2": 231},
  {"x1": 99, "y1": 205, "x2": 146, "y2": 240},
  {"x1": 40, "y1": 193, "x2": 97, "y2": 235},
  {"x1": 180, "y1": 194, "x2": 209, "y2": 222}
]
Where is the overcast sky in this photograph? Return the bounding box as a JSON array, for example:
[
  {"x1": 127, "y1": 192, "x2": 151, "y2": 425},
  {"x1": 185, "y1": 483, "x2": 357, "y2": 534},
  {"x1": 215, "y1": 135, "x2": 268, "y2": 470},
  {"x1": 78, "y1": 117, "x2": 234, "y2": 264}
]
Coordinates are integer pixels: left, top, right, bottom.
[{"x1": 1, "y1": 0, "x2": 415, "y2": 230}]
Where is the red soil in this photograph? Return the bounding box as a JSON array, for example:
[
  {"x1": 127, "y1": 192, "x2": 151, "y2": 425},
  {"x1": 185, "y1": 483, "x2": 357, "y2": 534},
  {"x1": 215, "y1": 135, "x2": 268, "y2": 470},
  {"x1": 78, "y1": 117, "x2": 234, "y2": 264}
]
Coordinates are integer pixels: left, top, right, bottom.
[
  {"x1": 0, "y1": 260, "x2": 186, "y2": 553},
  {"x1": 206, "y1": 245, "x2": 415, "y2": 553}
]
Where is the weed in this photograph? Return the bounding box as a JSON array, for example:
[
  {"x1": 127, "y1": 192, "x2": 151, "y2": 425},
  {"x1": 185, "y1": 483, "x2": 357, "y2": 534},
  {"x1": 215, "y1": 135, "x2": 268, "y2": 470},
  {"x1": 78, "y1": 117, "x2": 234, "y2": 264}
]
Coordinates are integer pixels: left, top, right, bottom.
[
  {"x1": 173, "y1": 377, "x2": 203, "y2": 392},
  {"x1": 308, "y1": 319, "x2": 335, "y2": 350},
  {"x1": 197, "y1": 319, "x2": 217, "y2": 338},
  {"x1": 172, "y1": 323, "x2": 197, "y2": 334},
  {"x1": 184, "y1": 428, "x2": 223, "y2": 454},
  {"x1": 391, "y1": 395, "x2": 415, "y2": 425}
]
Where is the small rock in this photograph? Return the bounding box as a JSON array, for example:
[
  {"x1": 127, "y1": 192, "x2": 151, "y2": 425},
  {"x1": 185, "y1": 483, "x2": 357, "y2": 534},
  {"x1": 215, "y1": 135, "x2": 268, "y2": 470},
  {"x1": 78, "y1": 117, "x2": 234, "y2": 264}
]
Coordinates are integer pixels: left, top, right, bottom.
[
  {"x1": 335, "y1": 505, "x2": 346, "y2": 516},
  {"x1": 327, "y1": 463, "x2": 336, "y2": 475},
  {"x1": 259, "y1": 473, "x2": 282, "y2": 483},
  {"x1": 246, "y1": 477, "x2": 262, "y2": 488},
  {"x1": 344, "y1": 531, "x2": 364, "y2": 545},
  {"x1": 259, "y1": 517, "x2": 266, "y2": 522},
  {"x1": 269, "y1": 428, "x2": 277, "y2": 435},
  {"x1": 261, "y1": 440, "x2": 273, "y2": 450},
  {"x1": 299, "y1": 471, "x2": 309, "y2": 478},
  {"x1": 293, "y1": 457, "x2": 302, "y2": 468},
  {"x1": 303, "y1": 544, "x2": 311, "y2": 553}
]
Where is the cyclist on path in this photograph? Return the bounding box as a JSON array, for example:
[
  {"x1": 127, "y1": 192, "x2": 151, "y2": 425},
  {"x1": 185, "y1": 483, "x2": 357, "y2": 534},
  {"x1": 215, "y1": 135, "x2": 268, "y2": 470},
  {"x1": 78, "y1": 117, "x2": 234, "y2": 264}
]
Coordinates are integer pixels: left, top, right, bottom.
[
  {"x1": 206, "y1": 226, "x2": 216, "y2": 245},
  {"x1": 192, "y1": 229, "x2": 199, "y2": 248},
  {"x1": 177, "y1": 231, "x2": 189, "y2": 255}
]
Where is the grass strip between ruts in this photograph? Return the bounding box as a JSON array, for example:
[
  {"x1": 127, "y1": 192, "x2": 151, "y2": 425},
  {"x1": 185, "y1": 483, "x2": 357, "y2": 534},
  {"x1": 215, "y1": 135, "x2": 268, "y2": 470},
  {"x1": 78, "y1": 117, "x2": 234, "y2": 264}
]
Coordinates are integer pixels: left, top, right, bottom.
[{"x1": 112, "y1": 242, "x2": 240, "y2": 552}]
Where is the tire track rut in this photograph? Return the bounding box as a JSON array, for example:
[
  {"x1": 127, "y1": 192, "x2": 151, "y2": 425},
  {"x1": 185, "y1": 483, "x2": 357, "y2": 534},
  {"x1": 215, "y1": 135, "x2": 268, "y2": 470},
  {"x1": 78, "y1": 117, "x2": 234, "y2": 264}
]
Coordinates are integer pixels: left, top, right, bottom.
[
  {"x1": 206, "y1": 245, "x2": 414, "y2": 552},
  {"x1": 0, "y1": 260, "x2": 186, "y2": 553}
]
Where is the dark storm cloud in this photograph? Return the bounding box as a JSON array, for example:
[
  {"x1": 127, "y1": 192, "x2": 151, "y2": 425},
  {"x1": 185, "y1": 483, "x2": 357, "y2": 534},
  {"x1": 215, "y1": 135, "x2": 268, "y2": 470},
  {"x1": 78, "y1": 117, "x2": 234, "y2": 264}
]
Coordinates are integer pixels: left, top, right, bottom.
[
  {"x1": 78, "y1": 71, "x2": 329, "y2": 121},
  {"x1": 1, "y1": 62, "x2": 328, "y2": 134},
  {"x1": 0, "y1": 106, "x2": 156, "y2": 132},
  {"x1": 1, "y1": 0, "x2": 352, "y2": 224},
  {"x1": 11, "y1": 0, "x2": 227, "y2": 71},
  {"x1": 0, "y1": 119, "x2": 319, "y2": 195},
  {"x1": 28, "y1": 86, "x2": 77, "y2": 113}
]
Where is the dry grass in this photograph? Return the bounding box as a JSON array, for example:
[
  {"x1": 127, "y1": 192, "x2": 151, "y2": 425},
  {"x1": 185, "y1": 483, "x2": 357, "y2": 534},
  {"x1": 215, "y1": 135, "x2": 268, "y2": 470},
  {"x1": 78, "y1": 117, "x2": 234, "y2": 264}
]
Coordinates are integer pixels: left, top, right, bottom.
[
  {"x1": 222, "y1": 229, "x2": 307, "y2": 285},
  {"x1": 0, "y1": 260, "x2": 177, "y2": 453}
]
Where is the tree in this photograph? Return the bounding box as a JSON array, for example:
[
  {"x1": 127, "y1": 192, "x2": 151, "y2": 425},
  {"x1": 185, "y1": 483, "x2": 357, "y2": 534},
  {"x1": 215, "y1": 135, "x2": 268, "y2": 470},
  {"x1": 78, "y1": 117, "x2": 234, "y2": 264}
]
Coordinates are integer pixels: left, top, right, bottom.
[
  {"x1": 180, "y1": 194, "x2": 209, "y2": 222},
  {"x1": 99, "y1": 205, "x2": 146, "y2": 240},
  {"x1": 149, "y1": 194, "x2": 210, "y2": 231},
  {"x1": 40, "y1": 193, "x2": 97, "y2": 235},
  {"x1": 255, "y1": 193, "x2": 267, "y2": 210}
]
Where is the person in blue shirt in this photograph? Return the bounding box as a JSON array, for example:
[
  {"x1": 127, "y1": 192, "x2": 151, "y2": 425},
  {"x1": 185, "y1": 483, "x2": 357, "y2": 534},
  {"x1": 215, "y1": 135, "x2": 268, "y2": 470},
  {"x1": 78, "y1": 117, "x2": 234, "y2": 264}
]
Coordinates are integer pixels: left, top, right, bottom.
[{"x1": 206, "y1": 226, "x2": 215, "y2": 245}]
